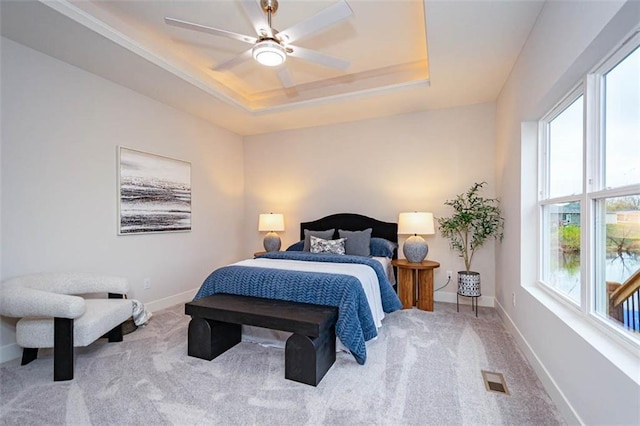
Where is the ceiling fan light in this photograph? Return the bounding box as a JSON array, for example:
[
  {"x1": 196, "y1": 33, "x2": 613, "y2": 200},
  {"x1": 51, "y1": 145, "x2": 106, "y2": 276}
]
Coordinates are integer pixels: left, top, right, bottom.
[{"x1": 252, "y1": 40, "x2": 286, "y2": 67}]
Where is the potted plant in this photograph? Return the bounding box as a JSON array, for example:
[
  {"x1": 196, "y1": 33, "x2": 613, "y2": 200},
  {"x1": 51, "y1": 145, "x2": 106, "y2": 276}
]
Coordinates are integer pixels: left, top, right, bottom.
[{"x1": 437, "y1": 182, "x2": 505, "y2": 300}]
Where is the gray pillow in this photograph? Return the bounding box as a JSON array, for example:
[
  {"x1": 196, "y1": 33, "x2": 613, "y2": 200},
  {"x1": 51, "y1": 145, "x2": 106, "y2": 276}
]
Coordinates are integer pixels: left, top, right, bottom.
[
  {"x1": 339, "y1": 228, "x2": 372, "y2": 257},
  {"x1": 303, "y1": 229, "x2": 335, "y2": 251}
]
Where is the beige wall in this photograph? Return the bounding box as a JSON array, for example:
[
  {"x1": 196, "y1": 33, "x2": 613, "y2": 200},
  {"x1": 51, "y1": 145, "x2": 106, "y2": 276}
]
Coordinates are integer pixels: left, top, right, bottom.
[
  {"x1": 495, "y1": 1, "x2": 639, "y2": 424},
  {"x1": 243, "y1": 102, "x2": 497, "y2": 306},
  {"x1": 5, "y1": 4, "x2": 637, "y2": 422},
  {"x1": 1, "y1": 38, "x2": 245, "y2": 356}
]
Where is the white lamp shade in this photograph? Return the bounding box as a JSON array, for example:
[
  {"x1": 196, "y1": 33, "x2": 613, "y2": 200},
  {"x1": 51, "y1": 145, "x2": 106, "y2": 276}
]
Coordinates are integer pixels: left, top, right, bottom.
[
  {"x1": 398, "y1": 212, "x2": 435, "y2": 235},
  {"x1": 258, "y1": 213, "x2": 285, "y2": 232}
]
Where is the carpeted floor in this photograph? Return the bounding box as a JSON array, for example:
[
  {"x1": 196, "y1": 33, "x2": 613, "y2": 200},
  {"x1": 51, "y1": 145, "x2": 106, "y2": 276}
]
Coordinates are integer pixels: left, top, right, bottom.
[{"x1": 0, "y1": 302, "x2": 564, "y2": 425}]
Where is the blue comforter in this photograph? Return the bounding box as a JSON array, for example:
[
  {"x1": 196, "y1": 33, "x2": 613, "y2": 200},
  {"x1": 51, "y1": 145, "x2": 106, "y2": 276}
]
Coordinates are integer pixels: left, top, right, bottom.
[{"x1": 194, "y1": 251, "x2": 402, "y2": 364}]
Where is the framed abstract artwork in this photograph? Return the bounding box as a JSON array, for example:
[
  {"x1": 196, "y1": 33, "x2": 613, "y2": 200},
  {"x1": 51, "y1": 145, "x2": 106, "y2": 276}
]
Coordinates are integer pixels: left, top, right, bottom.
[{"x1": 118, "y1": 147, "x2": 191, "y2": 234}]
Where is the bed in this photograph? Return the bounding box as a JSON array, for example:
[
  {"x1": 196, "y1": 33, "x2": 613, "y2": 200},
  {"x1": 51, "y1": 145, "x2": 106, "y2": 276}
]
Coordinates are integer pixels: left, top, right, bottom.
[
  {"x1": 193, "y1": 213, "x2": 402, "y2": 364},
  {"x1": 299, "y1": 213, "x2": 399, "y2": 285}
]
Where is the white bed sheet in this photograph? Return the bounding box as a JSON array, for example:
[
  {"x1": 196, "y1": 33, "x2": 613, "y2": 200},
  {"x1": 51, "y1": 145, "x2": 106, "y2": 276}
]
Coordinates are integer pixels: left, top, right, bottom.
[
  {"x1": 372, "y1": 256, "x2": 396, "y2": 286},
  {"x1": 231, "y1": 257, "x2": 388, "y2": 351}
]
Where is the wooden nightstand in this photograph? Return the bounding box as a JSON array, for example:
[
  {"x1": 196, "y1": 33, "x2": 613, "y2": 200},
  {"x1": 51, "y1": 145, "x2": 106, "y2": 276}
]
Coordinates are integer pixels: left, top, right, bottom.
[{"x1": 391, "y1": 259, "x2": 440, "y2": 311}]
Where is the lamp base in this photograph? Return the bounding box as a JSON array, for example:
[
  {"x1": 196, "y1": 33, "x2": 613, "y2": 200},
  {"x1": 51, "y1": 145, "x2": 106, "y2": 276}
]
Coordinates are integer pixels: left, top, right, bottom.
[
  {"x1": 263, "y1": 232, "x2": 281, "y2": 252},
  {"x1": 403, "y1": 235, "x2": 428, "y2": 263}
]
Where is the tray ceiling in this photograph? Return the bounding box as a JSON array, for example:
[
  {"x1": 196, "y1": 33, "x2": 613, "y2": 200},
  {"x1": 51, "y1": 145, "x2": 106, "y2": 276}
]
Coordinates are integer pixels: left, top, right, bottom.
[{"x1": 0, "y1": 1, "x2": 544, "y2": 135}]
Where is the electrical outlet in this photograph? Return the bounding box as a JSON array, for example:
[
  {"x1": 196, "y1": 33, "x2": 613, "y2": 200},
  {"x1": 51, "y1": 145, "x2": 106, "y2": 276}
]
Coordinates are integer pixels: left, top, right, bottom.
[
  {"x1": 143, "y1": 278, "x2": 151, "y2": 290},
  {"x1": 512, "y1": 292, "x2": 516, "y2": 307},
  {"x1": 446, "y1": 270, "x2": 453, "y2": 280}
]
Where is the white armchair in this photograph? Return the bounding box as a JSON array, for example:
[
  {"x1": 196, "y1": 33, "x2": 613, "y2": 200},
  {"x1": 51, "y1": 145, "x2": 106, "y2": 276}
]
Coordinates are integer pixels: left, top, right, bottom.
[{"x1": 0, "y1": 273, "x2": 133, "y2": 381}]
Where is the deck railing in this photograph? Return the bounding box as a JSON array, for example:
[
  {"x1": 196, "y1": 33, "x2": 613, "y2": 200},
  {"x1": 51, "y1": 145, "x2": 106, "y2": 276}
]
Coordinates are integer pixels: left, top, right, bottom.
[{"x1": 607, "y1": 268, "x2": 640, "y2": 332}]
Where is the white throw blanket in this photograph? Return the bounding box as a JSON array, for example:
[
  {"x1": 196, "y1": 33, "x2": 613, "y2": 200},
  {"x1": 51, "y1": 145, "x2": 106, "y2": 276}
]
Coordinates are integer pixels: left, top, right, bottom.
[{"x1": 131, "y1": 299, "x2": 152, "y2": 326}]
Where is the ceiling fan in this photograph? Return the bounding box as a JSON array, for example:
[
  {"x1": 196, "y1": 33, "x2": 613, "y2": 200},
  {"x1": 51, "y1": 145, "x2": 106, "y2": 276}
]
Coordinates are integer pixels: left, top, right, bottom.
[{"x1": 164, "y1": 0, "x2": 353, "y2": 88}]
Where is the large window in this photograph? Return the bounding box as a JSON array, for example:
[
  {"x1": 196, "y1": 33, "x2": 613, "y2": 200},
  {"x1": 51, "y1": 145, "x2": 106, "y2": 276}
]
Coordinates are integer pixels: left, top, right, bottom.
[{"x1": 539, "y1": 34, "x2": 640, "y2": 343}]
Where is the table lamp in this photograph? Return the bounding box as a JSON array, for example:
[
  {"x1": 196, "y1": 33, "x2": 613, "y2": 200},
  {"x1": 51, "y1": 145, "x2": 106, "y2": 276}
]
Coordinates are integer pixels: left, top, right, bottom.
[
  {"x1": 258, "y1": 213, "x2": 285, "y2": 252},
  {"x1": 398, "y1": 212, "x2": 435, "y2": 263}
]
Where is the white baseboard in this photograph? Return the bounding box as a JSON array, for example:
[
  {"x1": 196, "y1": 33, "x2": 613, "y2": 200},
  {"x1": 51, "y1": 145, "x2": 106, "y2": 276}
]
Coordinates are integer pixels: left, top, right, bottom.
[
  {"x1": 434, "y1": 290, "x2": 495, "y2": 307},
  {"x1": 495, "y1": 300, "x2": 581, "y2": 425},
  {"x1": 0, "y1": 288, "x2": 199, "y2": 364},
  {"x1": 0, "y1": 343, "x2": 22, "y2": 364},
  {"x1": 144, "y1": 288, "x2": 198, "y2": 313}
]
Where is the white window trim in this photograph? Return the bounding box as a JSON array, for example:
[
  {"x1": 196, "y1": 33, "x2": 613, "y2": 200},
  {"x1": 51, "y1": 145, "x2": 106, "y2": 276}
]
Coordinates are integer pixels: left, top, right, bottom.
[
  {"x1": 538, "y1": 86, "x2": 585, "y2": 202},
  {"x1": 538, "y1": 87, "x2": 584, "y2": 308},
  {"x1": 537, "y1": 29, "x2": 640, "y2": 351}
]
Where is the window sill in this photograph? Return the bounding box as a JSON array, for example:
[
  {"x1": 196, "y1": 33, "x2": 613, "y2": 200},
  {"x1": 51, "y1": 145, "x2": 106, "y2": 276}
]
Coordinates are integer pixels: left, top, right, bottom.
[{"x1": 525, "y1": 282, "x2": 640, "y2": 384}]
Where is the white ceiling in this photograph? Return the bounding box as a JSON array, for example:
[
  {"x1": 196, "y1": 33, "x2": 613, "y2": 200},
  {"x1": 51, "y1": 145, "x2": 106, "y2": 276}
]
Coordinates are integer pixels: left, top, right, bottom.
[{"x1": 0, "y1": 0, "x2": 544, "y2": 136}]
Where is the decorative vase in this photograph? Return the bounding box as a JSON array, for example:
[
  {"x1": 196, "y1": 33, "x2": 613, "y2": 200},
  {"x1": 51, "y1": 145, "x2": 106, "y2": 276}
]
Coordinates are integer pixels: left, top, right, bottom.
[{"x1": 457, "y1": 271, "x2": 481, "y2": 297}]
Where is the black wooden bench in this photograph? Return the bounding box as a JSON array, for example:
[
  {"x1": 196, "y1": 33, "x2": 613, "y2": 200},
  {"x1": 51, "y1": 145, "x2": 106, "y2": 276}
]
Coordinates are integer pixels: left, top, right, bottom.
[{"x1": 185, "y1": 293, "x2": 339, "y2": 386}]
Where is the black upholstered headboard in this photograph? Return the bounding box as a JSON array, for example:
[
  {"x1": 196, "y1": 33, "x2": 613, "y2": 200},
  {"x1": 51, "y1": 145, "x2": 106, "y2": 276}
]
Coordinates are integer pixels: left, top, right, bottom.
[{"x1": 300, "y1": 213, "x2": 398, "y2": 256}]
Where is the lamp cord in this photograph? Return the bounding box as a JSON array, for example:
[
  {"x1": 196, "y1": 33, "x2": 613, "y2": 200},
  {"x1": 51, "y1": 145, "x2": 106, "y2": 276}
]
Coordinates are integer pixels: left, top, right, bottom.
[{"x1": 435, "y1": 276, "x2": 451, "y2": 292}]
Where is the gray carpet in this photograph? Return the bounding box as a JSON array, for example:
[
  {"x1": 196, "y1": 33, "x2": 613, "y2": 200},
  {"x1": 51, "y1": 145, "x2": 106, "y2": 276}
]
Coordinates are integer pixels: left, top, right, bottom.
[{"x1": 0, "y1": 302, "x2": 564, "y2": 425}]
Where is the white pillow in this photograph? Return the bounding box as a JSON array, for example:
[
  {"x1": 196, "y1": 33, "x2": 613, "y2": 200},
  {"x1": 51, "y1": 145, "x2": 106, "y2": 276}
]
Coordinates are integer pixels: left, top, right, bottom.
[{"x1": 310, "y1": 235, "x2": 346, "y2": 255}]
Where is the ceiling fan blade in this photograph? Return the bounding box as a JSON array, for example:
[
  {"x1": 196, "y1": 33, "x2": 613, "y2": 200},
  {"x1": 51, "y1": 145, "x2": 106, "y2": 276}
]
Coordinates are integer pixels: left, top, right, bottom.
[
  {"x1": 165, "y1": 17, "x2": 257, "y2": 45},
  {"x1": 239, "y1": 0, "x2": 271, "y2": 38},
  {"x1": 212, "y1": 49, "x2": 253, "y2": 71},
  {"x1": 277, "y1": 67, "x2": 295, "y2": 89},
  {"x1": 287, "y1": 45, "x2": 350, "y2": 71},
  {"x1": 278, "y1": 0, "x2": 353, "y2": 44}
]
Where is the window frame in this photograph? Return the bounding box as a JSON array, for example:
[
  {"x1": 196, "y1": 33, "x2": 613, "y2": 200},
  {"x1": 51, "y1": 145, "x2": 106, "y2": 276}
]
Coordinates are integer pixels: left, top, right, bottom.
[
  {"x1": 538, "y1": 86, "x2": 585, "y2": 308},
  {"x1": 537, "y1": 31, "x2": 640, "y2": 349}
]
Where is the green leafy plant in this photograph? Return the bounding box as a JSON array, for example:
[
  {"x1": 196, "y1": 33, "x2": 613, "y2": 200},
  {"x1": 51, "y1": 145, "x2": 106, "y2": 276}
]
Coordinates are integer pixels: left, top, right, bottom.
[
  {"x1": 559, "y1": 224, "x2": 581, "y2": 254},
  {"x1": 437, "y1": 182, "x2": 505, "y2": 272}
]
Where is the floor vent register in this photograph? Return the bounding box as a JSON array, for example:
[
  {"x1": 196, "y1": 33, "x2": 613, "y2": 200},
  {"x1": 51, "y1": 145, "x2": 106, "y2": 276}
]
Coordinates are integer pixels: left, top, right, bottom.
[{"x1": 481, "y1": 370, "x2": 510, "y2": 395}]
